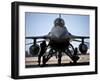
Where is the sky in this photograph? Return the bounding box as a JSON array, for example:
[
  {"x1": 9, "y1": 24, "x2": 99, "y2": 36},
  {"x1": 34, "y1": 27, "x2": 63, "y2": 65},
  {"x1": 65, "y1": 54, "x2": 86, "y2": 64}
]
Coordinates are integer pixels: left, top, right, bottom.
[{"x1": 25, "y1": 12, "x2": 90, "y2": 52}]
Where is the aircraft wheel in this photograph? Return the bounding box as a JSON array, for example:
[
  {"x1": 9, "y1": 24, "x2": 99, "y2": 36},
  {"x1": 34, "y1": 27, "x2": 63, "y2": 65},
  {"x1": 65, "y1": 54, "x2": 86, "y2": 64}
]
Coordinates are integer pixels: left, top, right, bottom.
[{"x1": 68, "y1": 43, "x2": 74, "y2": 55}]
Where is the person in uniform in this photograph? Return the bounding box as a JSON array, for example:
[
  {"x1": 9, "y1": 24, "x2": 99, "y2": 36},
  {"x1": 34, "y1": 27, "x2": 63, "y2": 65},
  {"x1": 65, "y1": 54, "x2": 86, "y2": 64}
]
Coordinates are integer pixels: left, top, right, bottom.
[
  {"x1": 71, "y1": 48, "x2": 79, "y2": 64},
  {"x1": 38, "y1": 41, "x2": 47, "y2": 66}
]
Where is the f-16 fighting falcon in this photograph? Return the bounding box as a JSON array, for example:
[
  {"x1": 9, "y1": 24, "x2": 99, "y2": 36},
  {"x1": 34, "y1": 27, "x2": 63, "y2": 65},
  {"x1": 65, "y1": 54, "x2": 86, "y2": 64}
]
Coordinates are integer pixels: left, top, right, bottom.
[{"x1": 26, "y1": 14, "x2": 89, "y2": 66}]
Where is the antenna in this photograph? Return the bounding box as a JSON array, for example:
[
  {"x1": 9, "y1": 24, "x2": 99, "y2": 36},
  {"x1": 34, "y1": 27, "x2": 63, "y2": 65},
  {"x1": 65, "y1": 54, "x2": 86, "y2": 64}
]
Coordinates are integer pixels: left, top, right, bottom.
[{"x1": 59, "y1": 14, "x2": 61, "y2": 18}]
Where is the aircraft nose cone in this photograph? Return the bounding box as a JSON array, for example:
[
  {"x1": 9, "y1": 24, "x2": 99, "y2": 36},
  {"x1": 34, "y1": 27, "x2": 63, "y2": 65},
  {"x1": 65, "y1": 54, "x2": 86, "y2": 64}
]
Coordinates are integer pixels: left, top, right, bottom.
[
  {"x1": 53, "y1": 32, "x2": 63, "y2": 38},
  {"x1": 51, "y1": 27, "x2": 67, "y2": 38}
]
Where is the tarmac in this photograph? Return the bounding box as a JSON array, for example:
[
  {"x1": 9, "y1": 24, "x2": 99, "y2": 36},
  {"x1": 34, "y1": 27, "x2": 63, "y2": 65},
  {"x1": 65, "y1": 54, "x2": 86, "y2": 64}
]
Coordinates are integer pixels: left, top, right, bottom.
[{"x1": 25, "y1": 54, "x2": 89, "y2": 68}]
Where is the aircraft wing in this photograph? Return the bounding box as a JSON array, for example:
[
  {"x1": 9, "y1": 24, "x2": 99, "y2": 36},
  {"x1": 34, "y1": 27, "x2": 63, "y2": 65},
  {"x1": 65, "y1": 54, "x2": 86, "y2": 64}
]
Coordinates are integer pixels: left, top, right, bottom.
[
  {"x1": 25, "y1": 35, "x2": 89, "y2": 43},
  {"x1": 73, "y1": 39, "x2": 89, "y2": 44},
  {"x1": 65, "y1": 35, "x2": 89, "y2": 39},
  {"x1": 25, "y1": 35, "x2": 50, "y2": 45},
  {"x1": 25, "y1": 40, "x2": 46, "y2": 45},
  {"x1": 25, "y1": 35, "x2": 50, "y2": 39}
]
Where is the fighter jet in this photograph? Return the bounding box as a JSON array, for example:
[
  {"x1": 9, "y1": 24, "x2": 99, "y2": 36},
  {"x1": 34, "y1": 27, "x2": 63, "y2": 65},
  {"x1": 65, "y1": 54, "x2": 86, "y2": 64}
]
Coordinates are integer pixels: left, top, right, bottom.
[{"x1": 26, "y1": 14, "x2": 89, "y2": 66}]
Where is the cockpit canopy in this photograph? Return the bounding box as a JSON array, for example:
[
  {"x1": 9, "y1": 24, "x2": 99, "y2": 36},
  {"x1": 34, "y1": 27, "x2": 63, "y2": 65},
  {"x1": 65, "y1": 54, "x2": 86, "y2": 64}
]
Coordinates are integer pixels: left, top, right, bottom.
[{"x1": 54, "y1": 18, "x2": 65, "y2": 27}]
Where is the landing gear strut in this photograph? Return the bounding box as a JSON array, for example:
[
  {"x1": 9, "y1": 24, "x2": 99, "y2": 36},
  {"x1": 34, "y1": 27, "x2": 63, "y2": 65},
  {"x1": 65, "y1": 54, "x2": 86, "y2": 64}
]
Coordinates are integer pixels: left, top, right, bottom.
[
  {"x1": 58, "y1": 51, "x2": 62, "y2": 66},
  {"x1": 71, "y1": 48, "x2": 79, "y2": 64}
]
